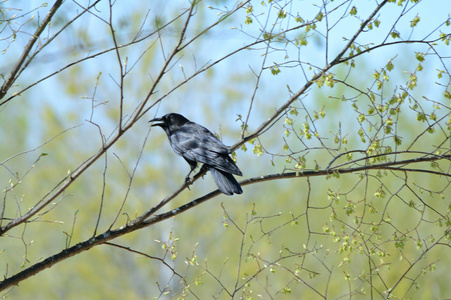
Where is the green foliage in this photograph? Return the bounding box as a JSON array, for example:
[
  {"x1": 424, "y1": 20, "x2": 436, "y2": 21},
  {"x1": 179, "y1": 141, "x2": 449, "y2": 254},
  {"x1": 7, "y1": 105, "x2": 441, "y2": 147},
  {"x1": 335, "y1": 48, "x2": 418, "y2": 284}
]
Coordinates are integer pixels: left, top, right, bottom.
[
  {"x1": 1, "y1": 0, "x2": 450, "y2": 299},
  {"x1": 270, "y1": 65, "x2": 280, "y2": 75}
]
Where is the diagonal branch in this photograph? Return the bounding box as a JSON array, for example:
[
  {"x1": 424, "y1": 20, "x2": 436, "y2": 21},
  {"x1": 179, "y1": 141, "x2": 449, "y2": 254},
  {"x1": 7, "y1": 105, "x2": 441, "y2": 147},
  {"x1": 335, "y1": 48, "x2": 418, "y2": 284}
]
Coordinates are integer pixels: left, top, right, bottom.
[
  {"x1": 0, "y1": 0, "x2": 63, "y2": 100},
  {"x1": 231, "y1": 0, "x2": 390, "y2": 152},
  {"x1": 0, "y1": 6, "x2": 186, "y2": 108},
  {"x1": 1, "y1": 152, "x2": 449, "y2": 291},
  {"x1": 0, "y1": 0, "x2": 198, "y2": 236}
]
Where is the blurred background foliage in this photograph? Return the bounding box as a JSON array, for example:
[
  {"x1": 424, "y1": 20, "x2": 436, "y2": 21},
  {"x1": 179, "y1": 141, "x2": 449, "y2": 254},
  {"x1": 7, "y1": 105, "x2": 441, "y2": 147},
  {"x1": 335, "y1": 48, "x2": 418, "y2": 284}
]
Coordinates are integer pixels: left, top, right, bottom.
[{"x1": 0, "y1": 0, "x2": 450, "y2": 298}]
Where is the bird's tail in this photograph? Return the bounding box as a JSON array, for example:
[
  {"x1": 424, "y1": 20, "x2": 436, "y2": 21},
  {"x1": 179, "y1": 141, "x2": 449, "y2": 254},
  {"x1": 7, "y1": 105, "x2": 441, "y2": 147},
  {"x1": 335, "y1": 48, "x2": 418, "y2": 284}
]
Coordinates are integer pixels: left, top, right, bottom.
[{"x1": 209, "y1": 168, "x2": 243, "y2": 196}]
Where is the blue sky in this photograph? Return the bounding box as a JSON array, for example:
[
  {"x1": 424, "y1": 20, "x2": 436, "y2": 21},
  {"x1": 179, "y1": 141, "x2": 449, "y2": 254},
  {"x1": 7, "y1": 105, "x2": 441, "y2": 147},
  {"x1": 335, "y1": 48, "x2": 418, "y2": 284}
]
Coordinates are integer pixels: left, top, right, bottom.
[{"x1": 1, "y1": 0, "x2": 449, "y2": 140}]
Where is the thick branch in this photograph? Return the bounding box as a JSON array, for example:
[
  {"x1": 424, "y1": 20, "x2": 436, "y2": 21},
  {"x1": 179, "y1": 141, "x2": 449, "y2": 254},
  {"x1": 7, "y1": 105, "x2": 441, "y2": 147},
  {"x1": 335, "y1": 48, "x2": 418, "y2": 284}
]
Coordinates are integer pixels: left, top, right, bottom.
[{"x1": 1, "y1": 152, "x2": 449, "y2": 291}]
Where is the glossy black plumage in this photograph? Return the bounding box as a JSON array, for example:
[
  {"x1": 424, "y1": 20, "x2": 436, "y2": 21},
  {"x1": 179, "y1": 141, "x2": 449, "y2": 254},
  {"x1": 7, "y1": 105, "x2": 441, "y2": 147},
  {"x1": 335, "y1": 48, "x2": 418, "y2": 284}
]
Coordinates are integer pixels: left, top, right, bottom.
[{"x1": 149, "y1": 113, "x2": 243, "y2": 195}]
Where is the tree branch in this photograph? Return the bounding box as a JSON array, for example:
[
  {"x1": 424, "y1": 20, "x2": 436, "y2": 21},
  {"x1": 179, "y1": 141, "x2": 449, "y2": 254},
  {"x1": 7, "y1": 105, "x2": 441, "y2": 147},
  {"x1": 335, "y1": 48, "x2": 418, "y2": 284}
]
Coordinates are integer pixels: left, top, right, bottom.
[
  {"x1": 0, "y1": 0, "x2": 63, "y2": 100},
  {"x1": 1, "y1": 152, "x2": 449, "y2": 291}
]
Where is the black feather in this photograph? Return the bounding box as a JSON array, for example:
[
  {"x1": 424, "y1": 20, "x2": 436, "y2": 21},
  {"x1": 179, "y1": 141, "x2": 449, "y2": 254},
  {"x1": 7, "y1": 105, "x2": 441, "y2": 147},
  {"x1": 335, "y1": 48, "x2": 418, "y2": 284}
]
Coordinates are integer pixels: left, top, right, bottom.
[{"x1": 150, "y1": 113, "x2": 243, "y2": 195}]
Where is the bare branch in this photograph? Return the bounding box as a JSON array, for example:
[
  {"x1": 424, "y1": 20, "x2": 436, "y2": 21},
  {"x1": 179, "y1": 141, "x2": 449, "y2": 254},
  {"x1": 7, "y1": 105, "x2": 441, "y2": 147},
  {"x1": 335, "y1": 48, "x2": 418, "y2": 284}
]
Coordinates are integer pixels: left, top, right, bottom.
[{"x1": 0, "y1": 0, "x2": 63, "y2": 100}]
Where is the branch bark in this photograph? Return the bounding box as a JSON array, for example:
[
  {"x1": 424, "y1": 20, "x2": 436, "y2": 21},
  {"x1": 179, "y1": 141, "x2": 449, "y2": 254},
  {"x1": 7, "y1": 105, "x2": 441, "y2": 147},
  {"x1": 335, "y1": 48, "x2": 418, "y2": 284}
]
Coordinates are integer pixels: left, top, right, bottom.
[{"x1": 1, "y1": 152, "x2": 449, "y2": 291}]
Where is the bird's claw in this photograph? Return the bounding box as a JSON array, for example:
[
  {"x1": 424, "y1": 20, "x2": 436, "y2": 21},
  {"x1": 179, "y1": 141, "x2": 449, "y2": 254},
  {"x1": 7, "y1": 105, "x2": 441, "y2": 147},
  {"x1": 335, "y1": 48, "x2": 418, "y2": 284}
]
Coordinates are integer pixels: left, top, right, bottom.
[
  {"x1": 151, "y1": 113, "x2": 243, "y2": 196},
  {"x1": 185, "y1": 176, "x2": 193, "y2": 189}
]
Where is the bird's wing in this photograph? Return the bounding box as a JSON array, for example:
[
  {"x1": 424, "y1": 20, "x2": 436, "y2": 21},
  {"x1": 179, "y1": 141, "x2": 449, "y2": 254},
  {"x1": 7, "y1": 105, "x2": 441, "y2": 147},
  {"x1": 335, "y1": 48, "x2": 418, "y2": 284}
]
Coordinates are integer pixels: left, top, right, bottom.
[{"x1": 170, "y1": 123, "x2": 242, "y2": 176}]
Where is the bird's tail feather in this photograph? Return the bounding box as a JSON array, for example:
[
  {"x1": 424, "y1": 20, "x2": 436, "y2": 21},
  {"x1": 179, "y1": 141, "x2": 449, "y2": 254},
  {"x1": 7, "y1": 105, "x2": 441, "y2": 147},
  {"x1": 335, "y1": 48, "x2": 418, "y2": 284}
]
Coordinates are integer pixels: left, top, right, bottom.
[{"x1": 209, "y1": 168, "x2": 243, "y2": 196}]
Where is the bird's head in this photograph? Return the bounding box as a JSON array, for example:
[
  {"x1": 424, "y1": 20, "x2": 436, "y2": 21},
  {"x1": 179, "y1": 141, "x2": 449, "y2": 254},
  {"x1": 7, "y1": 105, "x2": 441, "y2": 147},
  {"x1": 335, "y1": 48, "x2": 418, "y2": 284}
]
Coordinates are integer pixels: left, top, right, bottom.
[{"x1": 149, "y1": 113, "x2": 190, "y2": 134}]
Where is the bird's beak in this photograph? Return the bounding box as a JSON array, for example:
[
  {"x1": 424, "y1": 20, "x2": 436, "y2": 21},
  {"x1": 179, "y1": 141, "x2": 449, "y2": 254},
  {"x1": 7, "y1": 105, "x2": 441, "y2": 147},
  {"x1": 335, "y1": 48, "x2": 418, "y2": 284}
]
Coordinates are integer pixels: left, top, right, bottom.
[{"x1": 149, "y1": 117, "x2": 164, "y2": 127}]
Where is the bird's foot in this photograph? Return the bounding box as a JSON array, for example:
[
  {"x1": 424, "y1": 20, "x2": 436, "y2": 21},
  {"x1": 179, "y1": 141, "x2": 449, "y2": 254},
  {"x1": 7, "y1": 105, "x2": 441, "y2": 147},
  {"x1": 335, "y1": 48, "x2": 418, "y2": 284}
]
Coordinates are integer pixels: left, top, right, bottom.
[{"x1": 185, "y1": 176, "x2": 193, "y2": 189}]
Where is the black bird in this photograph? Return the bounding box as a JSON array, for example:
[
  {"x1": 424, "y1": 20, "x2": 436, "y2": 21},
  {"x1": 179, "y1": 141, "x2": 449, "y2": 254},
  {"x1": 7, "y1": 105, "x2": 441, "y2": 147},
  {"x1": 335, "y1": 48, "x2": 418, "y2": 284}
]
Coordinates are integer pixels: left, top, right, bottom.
[{"x1": 149, "y1": 113, "x2": 243, "y2": 195}]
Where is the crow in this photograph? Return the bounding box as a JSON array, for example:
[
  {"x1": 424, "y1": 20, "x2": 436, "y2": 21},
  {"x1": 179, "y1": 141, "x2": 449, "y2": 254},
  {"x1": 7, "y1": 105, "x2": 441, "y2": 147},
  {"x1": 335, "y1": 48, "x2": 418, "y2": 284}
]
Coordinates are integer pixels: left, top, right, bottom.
[{"x1": 149, "y1": 113, "x2": 243, "y2": 195}]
